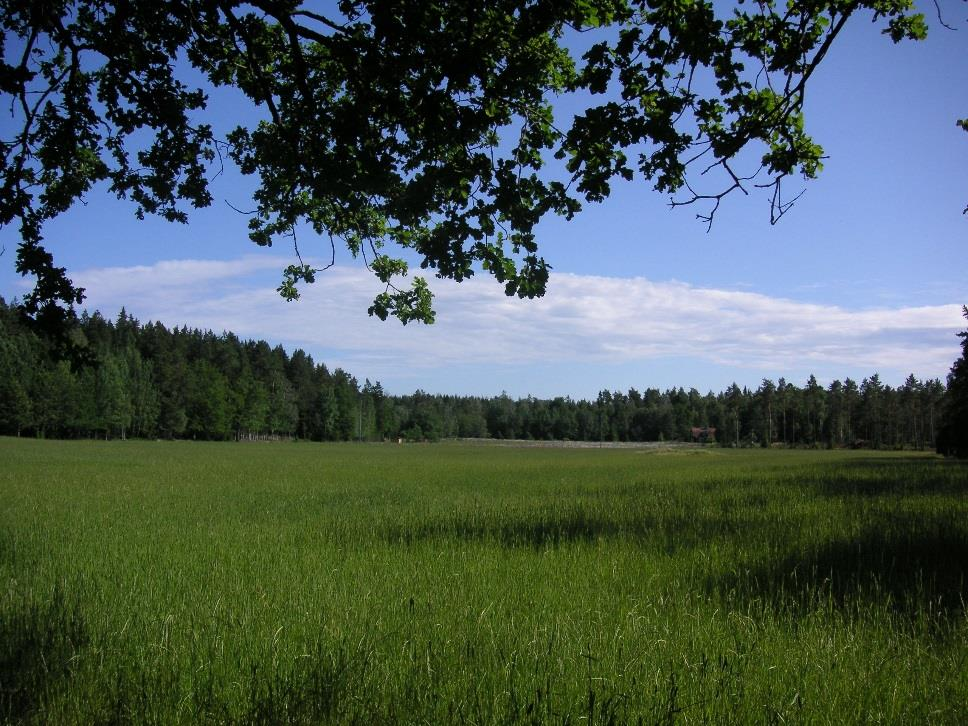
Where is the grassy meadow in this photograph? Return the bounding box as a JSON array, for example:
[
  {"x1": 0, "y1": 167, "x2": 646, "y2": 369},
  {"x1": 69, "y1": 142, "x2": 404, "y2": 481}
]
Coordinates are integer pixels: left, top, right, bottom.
[{"x1": 1, "y1": 438, "x2": 966, "y2": 724}]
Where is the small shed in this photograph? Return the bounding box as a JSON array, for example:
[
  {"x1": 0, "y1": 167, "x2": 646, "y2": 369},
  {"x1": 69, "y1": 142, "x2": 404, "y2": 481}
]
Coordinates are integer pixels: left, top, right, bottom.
[{"x1": 690, "y1": 426, "x2": 716, "y2": 444}]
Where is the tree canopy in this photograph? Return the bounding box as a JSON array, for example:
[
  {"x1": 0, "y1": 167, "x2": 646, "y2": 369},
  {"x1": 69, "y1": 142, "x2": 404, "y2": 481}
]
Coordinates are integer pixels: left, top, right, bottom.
[{"x1": 1, "y1": 0, "x2": 930, "y2": 343}]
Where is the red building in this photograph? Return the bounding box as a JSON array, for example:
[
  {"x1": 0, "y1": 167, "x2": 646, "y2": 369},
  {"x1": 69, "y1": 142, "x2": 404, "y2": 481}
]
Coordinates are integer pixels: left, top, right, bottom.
[{"x1": 690, "y1": 427, "x2": 716, "y2": 443}]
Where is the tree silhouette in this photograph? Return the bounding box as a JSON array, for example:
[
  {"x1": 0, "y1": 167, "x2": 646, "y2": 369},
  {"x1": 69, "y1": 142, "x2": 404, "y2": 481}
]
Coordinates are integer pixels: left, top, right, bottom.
[{"x1": 937, "y1": 307, "x2": 968, "y2": 458}]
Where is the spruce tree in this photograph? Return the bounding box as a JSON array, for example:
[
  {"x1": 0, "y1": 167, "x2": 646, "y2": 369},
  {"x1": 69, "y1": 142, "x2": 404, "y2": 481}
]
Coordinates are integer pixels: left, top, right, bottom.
[{"x1": 937, "y1": 307, "x2": 968, "y2": 458}]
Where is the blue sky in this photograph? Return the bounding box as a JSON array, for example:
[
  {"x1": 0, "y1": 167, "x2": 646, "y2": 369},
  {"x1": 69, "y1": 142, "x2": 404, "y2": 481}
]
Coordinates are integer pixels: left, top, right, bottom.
[{"x1": 1, "y1": 4, "x2": 966, "y2": 399}]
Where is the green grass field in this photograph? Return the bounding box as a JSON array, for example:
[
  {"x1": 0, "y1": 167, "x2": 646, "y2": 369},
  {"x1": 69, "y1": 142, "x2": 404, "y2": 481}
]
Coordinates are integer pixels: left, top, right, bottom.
[{"x1": 1, "y1": 438, "x2": 966, "y2": 724}]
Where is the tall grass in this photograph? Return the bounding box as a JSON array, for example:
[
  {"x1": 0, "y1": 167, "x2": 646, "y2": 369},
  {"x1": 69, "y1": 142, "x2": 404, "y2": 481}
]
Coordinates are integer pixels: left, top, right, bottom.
[{"x1": 1, "y1": 439, "x2": 966, "y2": 723}]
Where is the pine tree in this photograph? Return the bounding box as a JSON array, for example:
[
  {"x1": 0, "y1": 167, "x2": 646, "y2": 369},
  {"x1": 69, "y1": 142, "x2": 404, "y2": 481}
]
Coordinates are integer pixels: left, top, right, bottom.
[{"x1": 937, "y1": 307, "x2": 968, "y2": 457}]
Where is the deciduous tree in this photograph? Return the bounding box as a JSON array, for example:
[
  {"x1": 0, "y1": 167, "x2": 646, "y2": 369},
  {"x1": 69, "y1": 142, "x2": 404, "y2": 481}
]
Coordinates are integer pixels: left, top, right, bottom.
[{"x1": 1, "y1": 0, "x2": 930, "y2": 344}]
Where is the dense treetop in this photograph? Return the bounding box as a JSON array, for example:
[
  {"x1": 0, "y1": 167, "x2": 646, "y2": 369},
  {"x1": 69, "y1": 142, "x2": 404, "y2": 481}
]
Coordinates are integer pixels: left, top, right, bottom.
[{"x1": 1, "y1": 0, "x2": 930, "y2": 344}]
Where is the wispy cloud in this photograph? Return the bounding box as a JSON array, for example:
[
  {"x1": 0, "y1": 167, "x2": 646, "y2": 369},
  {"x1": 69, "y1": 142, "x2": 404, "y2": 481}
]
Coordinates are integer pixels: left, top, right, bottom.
[
  {"x1": 74, "y1": 256, "x2": 285, "y2": 303},
  {"x1": 72, "y1": 257, "x2": 964, "y2": 391}
]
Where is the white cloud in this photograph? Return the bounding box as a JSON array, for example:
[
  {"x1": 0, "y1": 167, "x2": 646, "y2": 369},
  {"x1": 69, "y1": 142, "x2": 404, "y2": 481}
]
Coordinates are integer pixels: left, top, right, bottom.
[
  {"x1": 73, "y1": 257, "x2": 964, "y2": 390},
  {"x1": 74, "y1": 256, "x2": 285, "y2": 303}
]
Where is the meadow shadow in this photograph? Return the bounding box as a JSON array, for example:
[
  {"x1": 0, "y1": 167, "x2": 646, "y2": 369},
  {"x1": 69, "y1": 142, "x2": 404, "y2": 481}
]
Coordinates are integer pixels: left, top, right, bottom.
[
  {"x1": 809, "y1": 456, "x2": 968, "y2": 497},
  {"x1": 0, "y1": 586, "x2": 88, "y2": 721},
  {"x1": 381, "y1": 506, "x2": 771, "y2": 553},
  {"x1": 714, "y1": 519, "x2": 968, "y2": 622},
  {"x1": 381, "y1": 509, "x2": 629, "y2": 548}
]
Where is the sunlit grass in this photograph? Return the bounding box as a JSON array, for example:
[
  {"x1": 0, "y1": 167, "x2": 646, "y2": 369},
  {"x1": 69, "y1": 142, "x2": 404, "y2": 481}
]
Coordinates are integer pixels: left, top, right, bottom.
[{"x1": 1, "y1": 439, "x2": 966, "y2": 723}]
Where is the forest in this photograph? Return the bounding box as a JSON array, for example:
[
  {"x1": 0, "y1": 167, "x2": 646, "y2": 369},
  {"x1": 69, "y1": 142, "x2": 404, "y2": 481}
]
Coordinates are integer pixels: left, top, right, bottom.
[{"x1": 0, "y1": 297, "x2": 947, "y2": 449}]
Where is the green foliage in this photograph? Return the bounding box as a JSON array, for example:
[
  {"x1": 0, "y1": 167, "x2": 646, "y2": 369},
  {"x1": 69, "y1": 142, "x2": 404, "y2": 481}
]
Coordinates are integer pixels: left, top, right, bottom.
[
  {"x1": 1, "y1": 441, "x2": 966, "y2": 722},
  {"x1": 276, "y1": 264, "x2": 317, "y2": 302},
  {"x1": 185, "y1": 360, "x2": 232, "y2": 439},
  {"x1": 1, "y1": 0, "x2": 931, "y2": 339},
  {"x1": 128, "y1": 356, "x2": 161, "y2": 437},
  {"x1": 0, "y1": 374, "x2": 32, "y2": 435},
  {"x1": 94, "y1": 355, "x2": 133, "y2": 438},
  {"x1": 0, "y1": 325, "x2": 35, "y2": 435},
  {"x1": 368, "y1": 275, "x2": 436, "y2": 324}
]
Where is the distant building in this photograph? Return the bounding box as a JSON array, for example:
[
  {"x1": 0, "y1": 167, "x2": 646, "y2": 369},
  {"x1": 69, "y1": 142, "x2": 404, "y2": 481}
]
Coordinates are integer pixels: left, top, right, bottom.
[{"x1": 690, "y1": 426, "x2": 716, "y2": 444}]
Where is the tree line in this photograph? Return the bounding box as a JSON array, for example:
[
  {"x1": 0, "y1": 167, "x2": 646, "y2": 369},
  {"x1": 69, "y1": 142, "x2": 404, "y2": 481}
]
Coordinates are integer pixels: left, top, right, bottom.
[{"x1": 0, "y1": 298, "x2": 949, "y2": 449}]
